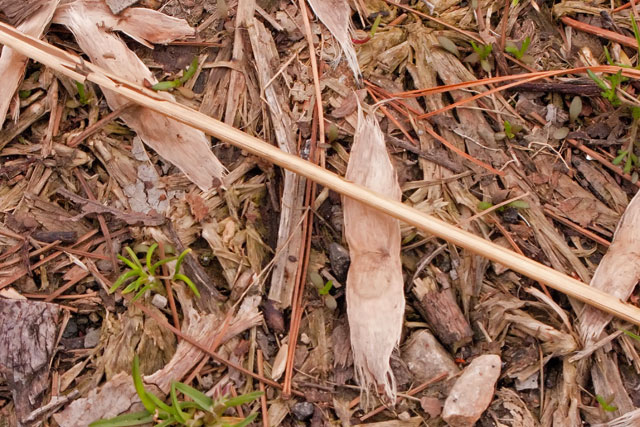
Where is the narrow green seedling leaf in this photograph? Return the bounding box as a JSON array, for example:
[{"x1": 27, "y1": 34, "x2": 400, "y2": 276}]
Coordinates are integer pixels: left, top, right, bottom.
[
  {"x1": 118, "y1": 254, "x2": 140, "y2": 271},
  {"x1": 125, "y1": 247, "x2": 143, "y2": 269},
  {"x1": 507, "y1": 200, "x2": 530, "y2": 210},
  {"x1": 170, "y1": 382, "x2": 190, "y2": 423},
  {"x1": 178, "y1": 57, "x2": 199, "y2": 84},
  {"x1": 151, "y1": 79, "x2": 181, "y2": 91},
  {"x1": 477, "y1": 201, "x2": 493, "y2": 211},
  {"x1": 596, "y1": 394, "x2": 618, "y2": 412},
  {"x1": 586, "y1": 69, "x2": 609, "y2": 91},
  {"x1": 146, "y1": 243, "x2": 158, "y2": 272},
  {"x1": 122, "y1": 276, "x2": 145, "y2": 295},
  {"x1": 370, "y1": 14, "x2": 382, "y2": 37},
  {"x1": 174, "y1": 382, "x2": 213, "y2": 411},
  {"x1": 150, "y1": 256, "x2": 178, "y2": 276},
  {"x1": 88, "y1": 411, "x2": 153, "y2": 427},
  {"x1": 632, "y1": 14, "x2": 640, "y2": 56},
  {"x1": 132, "y1": 356, "x2": 156, "y2": 414},
  {"x1": 109, "y1": 270, "x2": 139, "y2": 293},
  {"x1": 620, "y1": 328, "x2": 640, "y2": 341},
  {"x1": 226, "y1": 413, "x2": 259, "y2": 427},
  {"x1": 174, "y1": 274, "x2": 200, "y2": 297},
  {"x1": 613, "y1": 150, "x2": 628, "y2": 165},
  {"x1": 224, "y1": 391, "x2": 264, "y2": 408},
  {"x1": 145, "y1": 391, "x2": 173, "y2": 415},
  {"x1": 132, "y1": 282, "x2": 154, "y2": 301},
  {"x1": 174, "y1": 248, "x2": 191, "y2": 275}
]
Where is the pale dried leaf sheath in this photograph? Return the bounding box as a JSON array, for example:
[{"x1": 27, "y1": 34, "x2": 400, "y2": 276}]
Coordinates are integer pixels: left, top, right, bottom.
[
  {"x1": 307, "y1": 0, "x2": 361, "y2": 81},
  {"x1": 53, "y1": 1, "x2": 225, "y2": 190},
  {"x1": 344, "y1": 105, "x2": 404, "y2": 404},
  {"x1": 0, "y1": 0, "x2": 59, "y2": 127},
  {"x1": 580, "y1": 190, "x2": 640, "y2": 344}
]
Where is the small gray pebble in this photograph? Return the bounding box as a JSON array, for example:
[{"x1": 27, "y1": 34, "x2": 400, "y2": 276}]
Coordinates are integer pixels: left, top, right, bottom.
[
  {"x1": 151, "y1": 294, "x2": 168, "y2": 309},
  {"x1": 84, "y1": 328, "x2": 101, "y2": 348},
  {"x1": 291, "y1": 402, "x2": 314, "y2": 421},
  {"x1": 62, "y1": 319, "x2": 78, "y2": 338}
]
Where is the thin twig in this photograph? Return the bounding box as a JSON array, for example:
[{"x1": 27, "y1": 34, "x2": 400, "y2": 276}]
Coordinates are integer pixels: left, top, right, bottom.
[{"x1": 257, "y1": 350, "x2": 269, "y2": 427}]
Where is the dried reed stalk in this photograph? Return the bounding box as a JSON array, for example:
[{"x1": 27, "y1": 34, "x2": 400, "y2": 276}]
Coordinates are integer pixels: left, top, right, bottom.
[
  {"x1": 343, "y1": 105, "x2": 404, "y2": 404},
  {"x1": 3, "y1": 22, "x2": 640, "y2": 326}
]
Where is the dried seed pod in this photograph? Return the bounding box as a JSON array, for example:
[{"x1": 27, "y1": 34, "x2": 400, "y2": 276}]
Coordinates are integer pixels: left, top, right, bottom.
[{"x1": 343, "y1": 104, "x2": 404, "y2": 405}]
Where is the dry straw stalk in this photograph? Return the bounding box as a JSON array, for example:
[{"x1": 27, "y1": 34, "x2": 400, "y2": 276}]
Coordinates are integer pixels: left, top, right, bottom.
[{"x1": 2, "y1": 21, "x2": 640, "y2": 326}]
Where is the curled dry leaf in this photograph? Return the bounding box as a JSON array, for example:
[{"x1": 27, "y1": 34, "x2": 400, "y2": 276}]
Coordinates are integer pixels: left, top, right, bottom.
[
  {"x1": 343, "y1": 104, "x2": 404, "y2": 405},
  {"x1": 53, "y1": 1, "x2": 226, "y2": 191},
  {"x1": 580, "y1": 190, "x2": 640, "y2": 345}
]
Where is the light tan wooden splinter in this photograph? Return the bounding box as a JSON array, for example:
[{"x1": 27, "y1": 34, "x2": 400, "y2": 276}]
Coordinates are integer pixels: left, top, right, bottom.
[{"x1": 1, "y1": 21, "x2": 640, "y2": 326}]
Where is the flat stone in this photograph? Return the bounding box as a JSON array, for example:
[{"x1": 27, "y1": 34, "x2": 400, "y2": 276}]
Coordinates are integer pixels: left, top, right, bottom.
[
  {"x1": 84, "y1": 328, "x2": 101, "y2": 349},
  {"x1": 442, "y1": 354, "x2": 501, "y2": 427},
  {"x1": 291, "y1": 402, "x2": 314, "y2": 421},
  {"x1": 402, "y1": 329, "x2": 459, "y2": 383}
]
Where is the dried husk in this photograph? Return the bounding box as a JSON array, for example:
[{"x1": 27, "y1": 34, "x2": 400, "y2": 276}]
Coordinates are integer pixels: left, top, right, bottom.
[
  {"x1": 344, "y1": 105, "x2": 404, "y2": 405},
  {"x1": 580, "y1": 190, "x2": 640, "y2": 345}
]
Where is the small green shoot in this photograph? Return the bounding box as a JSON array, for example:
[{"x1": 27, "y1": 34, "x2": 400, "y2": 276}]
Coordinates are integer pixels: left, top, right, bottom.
[
  {"x1": 152, "y1": 56, "x2": 199, "y2": 91},
  {"x1": 76, "y1": 82, "x2": 90, "y2": 105},
  {"x1": 470, "y1": 41, "x2": 493, "y2": 72},
  {"x1": 511, "y1": 0, "x2": 519, "y2": 6},
  {"x1": 477, "y1": 200, "x2": 530, "y2": 212},
  {"x1": 612, "y1": 149, "x2": 638, "y2": 174},
  {"x1": 586, "y1": 69, "x2": 624, "y2": 107},
  {"x1": 632, "y1": 14, "x2": 640, "y2": 58},
  {"x1": 91, "y1": 356, "x2": 263, "y2": 427},
  {"x1": 503, "y1": 120, "x2": 522, "y2": 139},
  {"x1": 620, "y1": 328, "x2": 640, "y2": 342},
  {"x1": 370, "y1": 14, "x2": 383, "y2": 37},
  {"x1": 505, "y1": 36, "x2": 530, "y2": 60},
  {"x1": 596, "y1": 395, "x2": 618, "y2": 412},
  {"x1": 318, "y1": 280, "x2": 333, "y2": 296},
  {"x1": 19, "y1": 90, "x2": 31, "y2": 99},
  {"x1": 109, "y1": 244, "x2": 199, "y2": 301}
]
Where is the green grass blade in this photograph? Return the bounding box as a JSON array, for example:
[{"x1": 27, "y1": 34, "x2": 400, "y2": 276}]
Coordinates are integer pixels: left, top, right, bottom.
[
  {"x1": 145, "y1": 391, "x2": 173, "y2": 414},
  {"x1": 170, "y1": 382, "x2": 189, "y2": 423},
  {"x1": 109, "y1": 270, "x2": 139, "y2": 293},
  {"x1": 174, "y1": 382, "x2": 212, "y2": 411},
  {"x1": 132, "y1": 282, "x2": 153, "y2": 301},
  {"x1": 179, "y1": 57, "x2": 199, "y2": 84},
  {"x1": 225, "y1": 413, "x2": 258, "y2": 427},
  {"x1": 224, "y1": 391, "x2": 264, "y2": 408},
  {"x1": 125, "y1": 247, "x2": 143, "y2": 269},
  {"x1": 150, "y1": 256, "x2": 177, "y2": 276},
  {"x1": 132, "y1": 356, "x2": 156, "y2": 413},
  {"x1": 122, "y1": 276, "x2": 145, "y2": 295},
  {"x1": 88, "y1": 411, "x2": 153, "y2": 427},
  {"x1": 174, "y1": 274, "x2": 200, "y2": 298},
  {"x1": 146, "y1": 243, "x2": 158, "y2": 272},
  {"x1": 174, "y1": 249, "x2": 191, "y2": 275}
]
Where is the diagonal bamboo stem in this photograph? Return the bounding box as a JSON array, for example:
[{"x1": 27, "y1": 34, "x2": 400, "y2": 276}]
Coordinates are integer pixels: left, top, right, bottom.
[{"x1": 2, "y1": 21, "x2": 640, "y2": 325}]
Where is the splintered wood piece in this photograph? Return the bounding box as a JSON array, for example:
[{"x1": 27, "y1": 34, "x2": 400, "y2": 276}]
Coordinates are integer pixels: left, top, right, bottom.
[
  {"x1": 442, "y1": 355, "x2": 501, "y2": 427},
  {"x1": 0, "y1": 0, "x2": 59, "y2": 127},
  {"x1": 5, "y1": 22, "x2": 640, "y2": 327},
  {"x1": 344, "y1": 105, "x2": 404, "y2": 404},
  {"x1": 412, "y1": 276, "x2": 472, "y2": 348},
  {"x1": 247, "y1": 15, "x2": 305, "y2": 308},
  {"x1": 0, "y1": 299, "x2": 61, "y2": 422}
]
